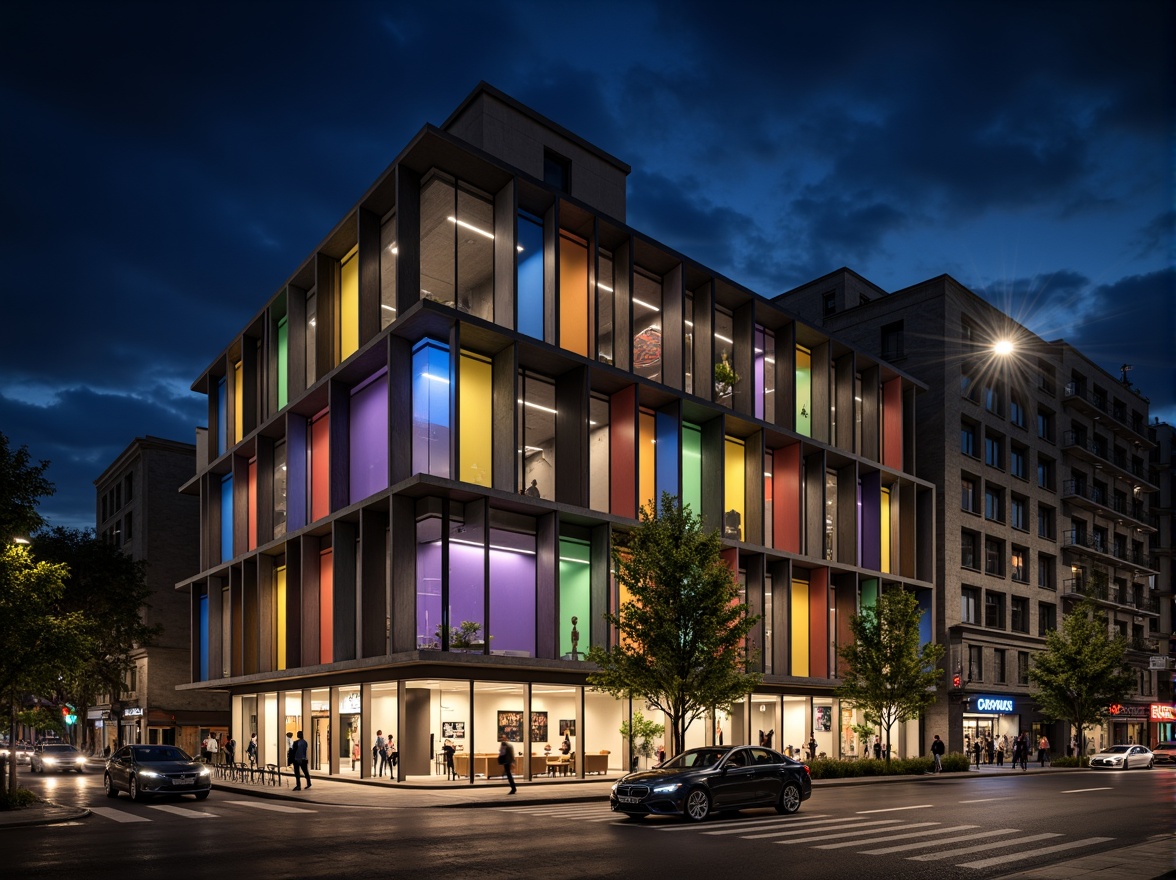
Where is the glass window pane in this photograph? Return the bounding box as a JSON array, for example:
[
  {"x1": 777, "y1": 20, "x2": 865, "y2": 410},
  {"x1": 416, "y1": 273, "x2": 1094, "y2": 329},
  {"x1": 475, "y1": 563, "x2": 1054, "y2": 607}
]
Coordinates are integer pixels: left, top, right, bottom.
[
  {"x1": 559, "y1": 232, "x2": 590, "y2": 356},
  {"x1": 632, "y1": 271, "x2": 662, "y2": 383},
  {"x1": 522, "y1": 374, "x2": 556, "y2": 500},
  {"x1": 412, "y1": 339, "x2": 451, "y2": 478},
  {"x1": 559, "y1": 538, "x2": 591, "y2": 658},
  {"x1": 517, "y1": 211, "x2": 544, "y2": 340},
  {"x1": 380, "y1": 214, "x2": 398, "y2": 329},
  {"x1": 456, "y1": 189, "x2": 493, "y2": 319},
  {"x1": 420, "y1": 177, "x2": 455, "y2": 306},
  {"x1": 489, "y1": 526, "x2": 536, "y2": 657},
  {"x1": 597, "y1": 251, "x2": 614, "y2": 364},
  {"x1": 589, "y1": 394, "x2": 610, "y2": 512}
]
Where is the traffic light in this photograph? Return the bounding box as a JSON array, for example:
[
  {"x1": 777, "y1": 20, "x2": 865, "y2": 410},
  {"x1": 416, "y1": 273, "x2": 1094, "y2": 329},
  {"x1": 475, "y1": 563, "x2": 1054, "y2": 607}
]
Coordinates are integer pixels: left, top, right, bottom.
[
  {"x1": 952, "y1": 672, "x2": 962, "y2": 689},
  {"x1": 60, "y1": 705, "x2": 76, "y2": 726}
]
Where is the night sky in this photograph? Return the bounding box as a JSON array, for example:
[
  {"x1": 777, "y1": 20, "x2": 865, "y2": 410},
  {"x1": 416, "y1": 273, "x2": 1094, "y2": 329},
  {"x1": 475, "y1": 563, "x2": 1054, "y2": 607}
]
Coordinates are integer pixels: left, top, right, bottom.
[{"x1": 3, "y1": 0, "x2": 1173, "y2": 531}]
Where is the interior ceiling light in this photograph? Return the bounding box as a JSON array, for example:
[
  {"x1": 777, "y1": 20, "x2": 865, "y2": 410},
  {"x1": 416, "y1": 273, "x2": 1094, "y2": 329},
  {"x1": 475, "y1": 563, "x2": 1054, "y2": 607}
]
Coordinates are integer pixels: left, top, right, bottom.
[
  {"x1": 715, "y1": 334, "x2": 734, "y2": 344},
  {"x1": 598, "y1": 283, "x2": 614, "y2": 292},
  {"x1": 520, "y1": 400, "x2": 558, "y2": 414},
  {"x1": 632, "y1": 298, "x2": 660, "y2": 312},
  {"x1": 447, "y1": 216, "x2": 494, "y2": 240},
  {"x1": 381, "y1": 304, "x2": 396, "y2": 312},
  {"x1": 420, "y1": 372, "x2": 450, "y2": 384}
]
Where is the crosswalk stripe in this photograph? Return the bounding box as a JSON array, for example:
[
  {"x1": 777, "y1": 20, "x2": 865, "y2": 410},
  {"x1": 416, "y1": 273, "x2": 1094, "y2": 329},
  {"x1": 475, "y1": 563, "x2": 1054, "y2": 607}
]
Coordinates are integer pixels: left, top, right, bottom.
[
  {"x1": 148, "y1": 804, "x2": 215, "y2": 818},
  {"x1": 88, "y1": 807, "x2": 150, "y2": 823},
  {"x1": 907, "y1": 832, "x2": 1060, "y2": 861},
  {"x1": 956, "y1": 836, "x2": 1114, "y2": 869},
  {"x1": 815, "y1": 823, "x2": 976, "y2": 850},
  {"x1": 1060, "y1": 787, "x2": 1112, "y2": 793},
  {"x1": 222, "y1": 800, "x2": 316, "y2": 814},
  {"x1": 779, "y1": 821, "x2": 936, "y2": 845},
  {"x1": 856, "y1": 804, "x2": 934, "y2": 814},
  {"x1": 656, "y1": 813, "x2": 830, "y2": 832},
  {"x1": 743, "y1": 819, "x2": 898, "y2": 841},
  {"x1": 711, "y1": 817, "x2": 857, "y2": 838},
  {"x1": 862, "y1": 827, "x2": 1019, "y2": 854}
]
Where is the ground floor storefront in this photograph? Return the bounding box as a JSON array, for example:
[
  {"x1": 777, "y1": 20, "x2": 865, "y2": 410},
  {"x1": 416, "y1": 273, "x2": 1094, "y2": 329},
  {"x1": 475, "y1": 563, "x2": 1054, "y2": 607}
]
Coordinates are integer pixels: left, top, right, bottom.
[{"x1": 206, "y1": 671, "x2": 921, "y2": 781}]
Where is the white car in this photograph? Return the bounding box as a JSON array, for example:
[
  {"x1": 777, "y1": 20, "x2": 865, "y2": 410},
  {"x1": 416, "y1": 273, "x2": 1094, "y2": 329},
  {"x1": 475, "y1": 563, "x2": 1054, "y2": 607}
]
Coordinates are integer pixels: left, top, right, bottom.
[
  {"x1": 31, "y1": 743, "x2": 87, "y2": 773},
  {"x1": 1089, "y1": 744, "x2": 1153, "y2": 770}
]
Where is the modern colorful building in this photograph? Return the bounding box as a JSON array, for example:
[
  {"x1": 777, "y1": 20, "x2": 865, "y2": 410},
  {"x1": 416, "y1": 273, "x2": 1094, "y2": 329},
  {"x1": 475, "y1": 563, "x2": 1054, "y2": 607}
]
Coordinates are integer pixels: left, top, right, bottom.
[{"x1": 177, "y1": 84, "x2": 936, "y2": 780}]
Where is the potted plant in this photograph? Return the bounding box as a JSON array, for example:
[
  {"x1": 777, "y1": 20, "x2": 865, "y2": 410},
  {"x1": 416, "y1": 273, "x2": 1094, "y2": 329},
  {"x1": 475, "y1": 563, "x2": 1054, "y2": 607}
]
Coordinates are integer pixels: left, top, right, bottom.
[
  {"x1": 435, "y1": 620, "x2": 487, "y2": 651},
  {"x1": 714, "y1": 353, "x2": 740, "y2": 399},
  {"x1": 620, "y1": 711, "x2": 665, "y2": 769}
]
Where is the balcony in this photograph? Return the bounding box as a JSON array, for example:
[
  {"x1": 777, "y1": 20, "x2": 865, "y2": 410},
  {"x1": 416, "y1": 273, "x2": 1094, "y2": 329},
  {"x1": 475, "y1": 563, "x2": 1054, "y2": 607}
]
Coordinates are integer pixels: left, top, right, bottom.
[
  {"x1": 1060, "y1": 480, "x2": 1157, "y2": 533},
  {"x1": 1061, "y1": 431, "x2": 1158, "y2": 491},
  {"x1": 1061, "y1": 530, "x2": 1161, "y2": 574},
  {"x1": 1062, "y1": 383, "x2": 1154, "y2": 449},
  {"x1": 1061, "y1": 577, "x2": 1161, "y2": 617},
  {"x1": 1128, "y1": 636, "x2": 1160, "y2": 654}
]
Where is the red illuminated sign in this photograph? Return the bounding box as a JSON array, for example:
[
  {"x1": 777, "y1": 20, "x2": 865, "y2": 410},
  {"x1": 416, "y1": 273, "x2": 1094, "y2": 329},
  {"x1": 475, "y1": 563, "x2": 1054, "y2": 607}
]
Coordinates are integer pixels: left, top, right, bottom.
[{"x1": 1150, "y1": 704, "x2": 1176, "y2": 722}]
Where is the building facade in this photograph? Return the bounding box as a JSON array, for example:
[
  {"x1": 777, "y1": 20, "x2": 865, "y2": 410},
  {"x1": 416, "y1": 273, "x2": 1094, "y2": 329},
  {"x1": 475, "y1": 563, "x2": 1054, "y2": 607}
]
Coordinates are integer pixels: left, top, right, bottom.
[
  {"x1": 779, "y1": 270, "x2": 1168, "y2": 753},
  {"x1": 177, "y1": 84, "x2": 937, "y2": 780},
  {"x1": 94, "y1": 436, "x2": 228, "y2": 755}
]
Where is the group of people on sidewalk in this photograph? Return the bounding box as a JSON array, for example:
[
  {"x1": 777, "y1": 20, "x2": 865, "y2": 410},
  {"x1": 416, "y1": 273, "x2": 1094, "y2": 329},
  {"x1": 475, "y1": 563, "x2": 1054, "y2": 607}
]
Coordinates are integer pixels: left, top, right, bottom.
[{"x1": 940, "y1": 732, "x2": 1051, "y2": 771}]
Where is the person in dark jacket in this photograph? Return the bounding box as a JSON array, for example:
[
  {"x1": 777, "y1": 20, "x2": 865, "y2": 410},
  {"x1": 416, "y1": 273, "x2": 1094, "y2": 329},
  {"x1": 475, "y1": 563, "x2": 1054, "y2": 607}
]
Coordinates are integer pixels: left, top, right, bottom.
[
  {"x1": 498, "y1": 735, "x2": 516, "y2": 795},
  {"x1": 930, "y1": 734, "x2": 945, "y2": 773},
  {"x1": 291, "y1": 730, "x2": 311, "y2": 790}
]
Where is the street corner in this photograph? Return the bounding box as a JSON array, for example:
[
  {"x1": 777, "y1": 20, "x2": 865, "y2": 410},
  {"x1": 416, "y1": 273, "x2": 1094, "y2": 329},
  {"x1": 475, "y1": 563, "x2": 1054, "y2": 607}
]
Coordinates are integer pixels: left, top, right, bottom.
[{"x1": 0, "y1": 800, "x2": 91, "y2": 829}]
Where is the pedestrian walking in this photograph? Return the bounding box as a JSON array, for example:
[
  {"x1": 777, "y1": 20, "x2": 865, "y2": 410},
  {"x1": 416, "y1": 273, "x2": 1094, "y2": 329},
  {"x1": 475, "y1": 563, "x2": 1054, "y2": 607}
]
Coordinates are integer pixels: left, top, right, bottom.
[
  {"x1": 247, "y1": 734, "x2": 259, "y2": 770},
  {"x1": 1018, "y1": 733, "x2": 1029, "y2": 770},
  {"x1": 351, "y1": 740, "x2": 360, "y2": 770},
  {"x1": 224, "y1": 737, "x2": 236, "y2": 766},
  {"x1": 387, "y1": 736, "x2": 398, "y2": 772},
  {"x1": 285, "y1": 732, "x2": 294, "y2": 768},
  {"x1": 374, "y1": 730, "x2": 387, "y2": 777},
  {"x1": 208, "y1": 733, "x2": 219, "y2": 764},
  {"x1": 930, "y1": 734, "x2": 945, "y2": 773},
  {"x1": 996, "y1": 735, "x2": 1005, "y2": 767},
  {"x1": 873, "y1": 735, "x2": 882, "y2": 760},
  {"x1": 201, "y1": 735, "x2": 211, "y2": 763},
  {"x1": 1038, "y1": 735, "x2": 1050, "y2": 766},
  {"x1": 291, "y1": 730, "x2": 311, "y2": 790},
  {"x1": 972, "y1": 738, "x2": 981, "y2": 768},
  {"x1": 985, "y1": 736, "x2": 995, "y2": 765},
  {"x1": 498, "y1": 735, "x2": 516, "y2": 794},
  {"x1": 808, "y1": 733, "x2": 818, "y2": 761}
]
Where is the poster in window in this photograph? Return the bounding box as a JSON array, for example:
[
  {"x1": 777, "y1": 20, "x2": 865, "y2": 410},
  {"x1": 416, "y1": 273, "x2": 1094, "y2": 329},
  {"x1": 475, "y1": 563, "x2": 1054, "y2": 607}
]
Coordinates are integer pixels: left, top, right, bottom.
[
  {"x1": 530, "y1": 711, "x2": 548, "y2": 743},
  {"x1": 559, "y1": 719, "x2": 576, "y2": 737},
  {"x1": 814, "y1": 705, "x2": 832, "y2": 732},
  {"x1": 441, "y1": 721, "x2": 465, "y2": 739},
  {"x1": 497, "y1": 711, "x2": 522, "y2": 743}
]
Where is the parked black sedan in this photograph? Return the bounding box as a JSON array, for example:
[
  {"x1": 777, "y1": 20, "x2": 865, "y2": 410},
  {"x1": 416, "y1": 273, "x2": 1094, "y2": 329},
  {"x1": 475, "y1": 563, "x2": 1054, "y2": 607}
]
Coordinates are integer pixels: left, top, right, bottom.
[
  {"x1": 610, "y1": 745, "x2": 811, "y2": 822},
  {"x1": 104, "y1": 745, "x2": 212, "y2": 801}
]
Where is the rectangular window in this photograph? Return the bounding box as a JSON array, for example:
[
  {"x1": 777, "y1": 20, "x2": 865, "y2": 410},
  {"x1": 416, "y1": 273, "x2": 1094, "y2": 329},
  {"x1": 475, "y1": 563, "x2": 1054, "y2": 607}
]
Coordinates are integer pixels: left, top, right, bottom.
[
  {"x1": 823, "y1": 291, "x2": 836, "y2": 315},
  {"x1": 682, "y1": 422, "x2": 702, "y2": 516},
  {"x1": 1010, "y1": 547, "x2": 1027, "y2": 583},
  {"x1": 1038, "y1": 602, "x2": 1056, "y2": 635},
  {"x1": 1037, "y1": 457, "x2": 1054, "y2": 490},
  {"x1": 233, "y1": 360, "x2": 243, "y2": 443},
  {"x1": 123, "y1": 510, "x2": 133, "y2": 543},
  {"x1": 1011, "y1": 495, "x2": 1027, "y2": 530},
  {"x1": 994, "y1": 649, "x2": 1007, "y2": 684},
  {"x1": 273, "y1": 440, "x2": 287, "y2": 539},
  {"x1": 305, "y1": 290, "x2": 317, "y2": 388},
  {"x1": 985, "y1": 384, "x2": 1002, "y2": 416},
  {"x1": 412, "y1": 339, "x2": 451, "y2": 478},
  {"x1": 517, "y1": 211, "x2": 545, "y2": 341},
  {"x1": 985, "y1": 591, "x2": 1005, "y2": 628},
  {"x1": 309, "y1": 410, "x2": 330, "y2": 522},
  {"x1": 969, "y1": 644, "x2": 983, "y2": 682},
  {"x1": 589, "y1": 394, "x2": 610, "y2": 513},
  {"x1": 519, "y1": 372, "x2": 557, "y2": 501},
  {"x1": 220, "y1": 473, "x2": 233, "y2": 563},
  {"x1": 597, "y1": 250, "x2": 615, "y2": 366},
  {"x1": 881, "y1": 320, "x2": 904, "y2": 360},
  {"x1": 632, "y1": 270, "x2": 663, "y2": 384},
  {"x1": 714, "y1": 308, "x2": 735, "y2": 407},
  {"x1": 724, "y1": 437, "x2": 746, "y2": 540},
  {"x1": 349, "y1": 370, "x2": 389, "y2": 503},
  {"x1": 1037, "y1": 504, "x2": 1055, "y2": 539},
  {"x1": 1037, "y1": 409, "x2": 1054, "y2": 441},
  {"x1": 276, "y1": 314, "x2": 289, "y2": 409},
  {"x1": 544, "y1": 149, "x2": 570, "y2": 191},
  {"x1": 985, "y1": 486, "x2": 1003, "y2": 522},
  {"x1": 124, "y1": 472, "x2": 134, "y2": 501},
  {"x1": 420, "y1": 176, "x2": 456, "y2": 307},
  {"x1": 1037, "y1": 555, "x2": 1056, "y2": 590},
  {"x1": 962, "y1": 476, "x2": 977, "y2": 513},
  {"x1": 459, "y1": 351, "x2": 493, "y2": 487},
  {"x1": 984, "y1": 434, "x2": 1003, "y2": 469},
  {"x1": 456, "y1": 188, "x2": 494, "y2": 320},
  {"x1": 380, "y1": 212, "x2": 398, "y2": 329},
  {"x1": 1017, "y1": 651, "x2": 1029, "y2": 685},
  {"x1": 1011, "y1": 596, "x2": 1029, "y2": 631},
  {"x1": 796, "y1": 346, "x2": 812, "y2": 437},
  {"x1": 961, "y1": 531, "x2": 978, "y2": 570},
  {"x1": 985, "y1": 538, "x2": 1003, "y2": 576},
  {"x1": 961, "y1": 586, "x2": 979, "y2": 624},
  {"x1": 1009, "y1": 395, "x2": 1024, "y2": 427},
  {"x1": 339, "y1": 245, "x2": 359, "y2": 362},
  {"x1": 961, "y1": 421, "x2": 977, "y2": 457},
  {"x1": 1010, "y1": 444, "x2": 1027, "y2": 479},
  {"x1": 559, "y1": 231, "x2": 590, "y2": 356},
  {"x1": 754, "y1": 325, "x2": 775, "y2": 422}
]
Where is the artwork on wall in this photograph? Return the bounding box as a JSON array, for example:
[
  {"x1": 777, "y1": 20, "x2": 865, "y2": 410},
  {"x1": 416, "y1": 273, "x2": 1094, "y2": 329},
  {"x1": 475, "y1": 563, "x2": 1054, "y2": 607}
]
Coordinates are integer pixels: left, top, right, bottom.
[
  {"x1": 497, "y1": 711, "x2": 522, "y2": 743},
  {"x1": 559, "y1": 719, "x2": 576, "y2": 737},
  {"x1": 814, "y1": 705, "x2": 832, "y2": 732},
  {"x1": 530, "y1": 711, "x2": 548, "y2": 743},
  {"x1": 441, "y1": 721, "x2": 465, "y2": 739}
]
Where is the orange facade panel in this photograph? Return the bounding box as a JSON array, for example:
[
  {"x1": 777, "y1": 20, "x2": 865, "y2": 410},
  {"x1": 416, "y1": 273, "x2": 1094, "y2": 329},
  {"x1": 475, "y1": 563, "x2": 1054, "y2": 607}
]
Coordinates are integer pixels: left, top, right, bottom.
[
  {"x1": 882, "y1": 377, "x2": 902, "y2": 470},
  {"x1": 808, "y1": 567, "x2": 829, "y2": 678},
  {"x1": 773, "y1": 444, "x2": 802, "y2": 553}
]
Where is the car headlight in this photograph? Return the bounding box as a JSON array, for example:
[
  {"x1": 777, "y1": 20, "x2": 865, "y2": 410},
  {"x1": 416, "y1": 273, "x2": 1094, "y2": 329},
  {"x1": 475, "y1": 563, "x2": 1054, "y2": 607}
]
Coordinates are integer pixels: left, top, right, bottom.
[
  {"x1": 42, "y1": 758, "x2": 57, "y2": 765},
  {"x1": 137, "y1": 769, "x2": 161, "y2": 778},
  {"x1": 652, "y1": 783, "x2": 682, "y2": 794},
  {"x1": 75, "y1": 757, "x2": 86, "y2": 764},
  {"x1": 199, "y1": 767, "x2": 211, "y2": 777}
]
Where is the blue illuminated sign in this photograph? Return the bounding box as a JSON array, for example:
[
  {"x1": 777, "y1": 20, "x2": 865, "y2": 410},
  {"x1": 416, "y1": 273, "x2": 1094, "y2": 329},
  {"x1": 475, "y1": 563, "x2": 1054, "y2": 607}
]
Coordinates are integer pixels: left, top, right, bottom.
[{"x1": 974, "y1": 695, "x2": 1014, "y2": 713}]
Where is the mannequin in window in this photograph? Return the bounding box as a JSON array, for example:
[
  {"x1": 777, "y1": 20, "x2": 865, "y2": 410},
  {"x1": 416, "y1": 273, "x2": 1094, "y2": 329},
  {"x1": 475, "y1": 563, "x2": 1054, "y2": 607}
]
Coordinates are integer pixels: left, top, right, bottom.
[
  {"x1": 525, "y1": 479, "x2": 540, "y2": 498},
  {"x1": 724, "y1": 509, "x2": 741, "y2": 540}
]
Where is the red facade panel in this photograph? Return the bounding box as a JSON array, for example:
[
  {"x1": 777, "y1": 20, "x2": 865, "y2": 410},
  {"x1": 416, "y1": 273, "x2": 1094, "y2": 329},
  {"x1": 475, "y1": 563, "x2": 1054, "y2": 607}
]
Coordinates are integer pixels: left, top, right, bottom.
[
  {"x1": 882, "y1": 378, "x2": 902, "y2": 470},
  {"x1": 773, "y1": 444, "x2": 802, "y2": 553}
]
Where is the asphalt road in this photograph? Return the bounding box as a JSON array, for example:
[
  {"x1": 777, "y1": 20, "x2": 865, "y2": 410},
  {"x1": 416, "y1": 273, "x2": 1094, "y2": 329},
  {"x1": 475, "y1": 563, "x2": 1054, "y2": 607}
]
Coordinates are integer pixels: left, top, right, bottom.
[{"x1": 7, "y1": 764, "x2": 1174, "y2": 879}]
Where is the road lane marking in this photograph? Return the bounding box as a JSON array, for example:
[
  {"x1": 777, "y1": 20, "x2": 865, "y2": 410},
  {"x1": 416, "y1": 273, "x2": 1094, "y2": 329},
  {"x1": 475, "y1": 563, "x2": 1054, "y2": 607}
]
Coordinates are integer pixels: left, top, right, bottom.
[
  {"x1": 907, "y1": 832, "x2": 1060, "y2": 861},
  {"x1": 862, "y1": 827, "x2": 1019, "y2": 854},
  {"x1": 742, "y1": 818, "x2": 885, "y2": 840},
  {"x1": 816, "y1": 823, "x2": 976, "y2": 850},
  {"x1": 957, "y1": 836, "x2": 1114, "y2": 869},
  {"x1": 223, "y1": 800, "x2": 316, "y2": 813},
  {"x1": 148, "y1": 804, "x2": 216, "y2": 818},
  {"x1": 1060, "y1": 787, "x2": 1112, "y2": 793},
  {"x1": 959, "y1": 796, "x2": 1013, "y2": 803},
  {"x1": 856, "y1": 804, "x2": 934, "y2": 813},
  {"x1": 776, "y1": 820, "x2": 913, "y2": 844},
  {"x1": 703, "y1": 816, "x2": 850, "y2": 836},
  {"x1": 88, "y1": 807, "x2": 150, "y2": 823}
]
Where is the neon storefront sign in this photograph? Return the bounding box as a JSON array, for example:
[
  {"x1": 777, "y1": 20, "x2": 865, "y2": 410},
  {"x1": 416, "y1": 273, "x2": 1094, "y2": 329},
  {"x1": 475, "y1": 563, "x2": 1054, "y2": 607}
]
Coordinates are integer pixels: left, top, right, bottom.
[
  {"x1": 973, "y1": 695, "x2": 1014, "y2": 713},
  {"x1": 1150, "y1": 704, "x2": 1176, "y2": 722}
]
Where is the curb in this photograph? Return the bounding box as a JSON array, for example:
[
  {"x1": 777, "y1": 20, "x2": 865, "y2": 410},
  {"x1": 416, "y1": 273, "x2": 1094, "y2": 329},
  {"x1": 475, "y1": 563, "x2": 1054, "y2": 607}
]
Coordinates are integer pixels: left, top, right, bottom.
[{"x1": 0, "y1": 802, "x2": 91, "y2": 829}]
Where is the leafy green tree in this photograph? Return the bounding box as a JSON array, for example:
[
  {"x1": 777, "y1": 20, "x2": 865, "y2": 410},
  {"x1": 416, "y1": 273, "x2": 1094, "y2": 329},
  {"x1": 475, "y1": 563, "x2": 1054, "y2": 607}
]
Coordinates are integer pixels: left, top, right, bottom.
[
  {"x1": 836, "y1": 589, "x2": 944, "y2": 762},
  {"x1": 0, "y1": 543, "x2": 89, "y2": 796},
  {"x1": 1028, "y1": 599, "x2": 1134, "y2": 756},
  {"x1": 33, "y1": 528, "x2": 161, "y2": 752},
  {"x1": 0, "y1": 433, "x2": 53, "y2": 542},
  {"x1": 586, "y1": 493, "x2": 762, "y2": 755},
  {"x1": 619, "y1": 711, "x2": 665, "y2": 761}
]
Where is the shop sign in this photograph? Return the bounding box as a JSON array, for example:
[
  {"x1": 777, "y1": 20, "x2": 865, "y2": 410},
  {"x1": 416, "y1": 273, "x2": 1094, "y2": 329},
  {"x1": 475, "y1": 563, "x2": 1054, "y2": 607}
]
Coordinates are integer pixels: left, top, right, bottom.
[
  {"x1": 1149, "y1": 655, "x2": 1172, "y2": 670},
  {"x1": 340, "y1": 692, "x2": 361, "y2": 714},
  {"x1": 973, "y1": 695, "x2": 1014, "y2": 713},
  {"x1": 123, "y1": 707, "x2": 143, "y2": 717},
  {"x1": 1149, "y1": 704, "x2": 1176, "y2": 722},
  {"x1": 1107, "y1": 703, "x2": 1148, "y2": 719}
]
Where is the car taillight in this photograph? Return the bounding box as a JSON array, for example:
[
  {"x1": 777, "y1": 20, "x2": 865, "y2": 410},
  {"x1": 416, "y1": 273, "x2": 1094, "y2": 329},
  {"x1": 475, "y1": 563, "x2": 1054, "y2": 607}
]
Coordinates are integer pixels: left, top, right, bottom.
[{"x1": 802, "y1": 764, "x2": 811, "y2": 777}]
